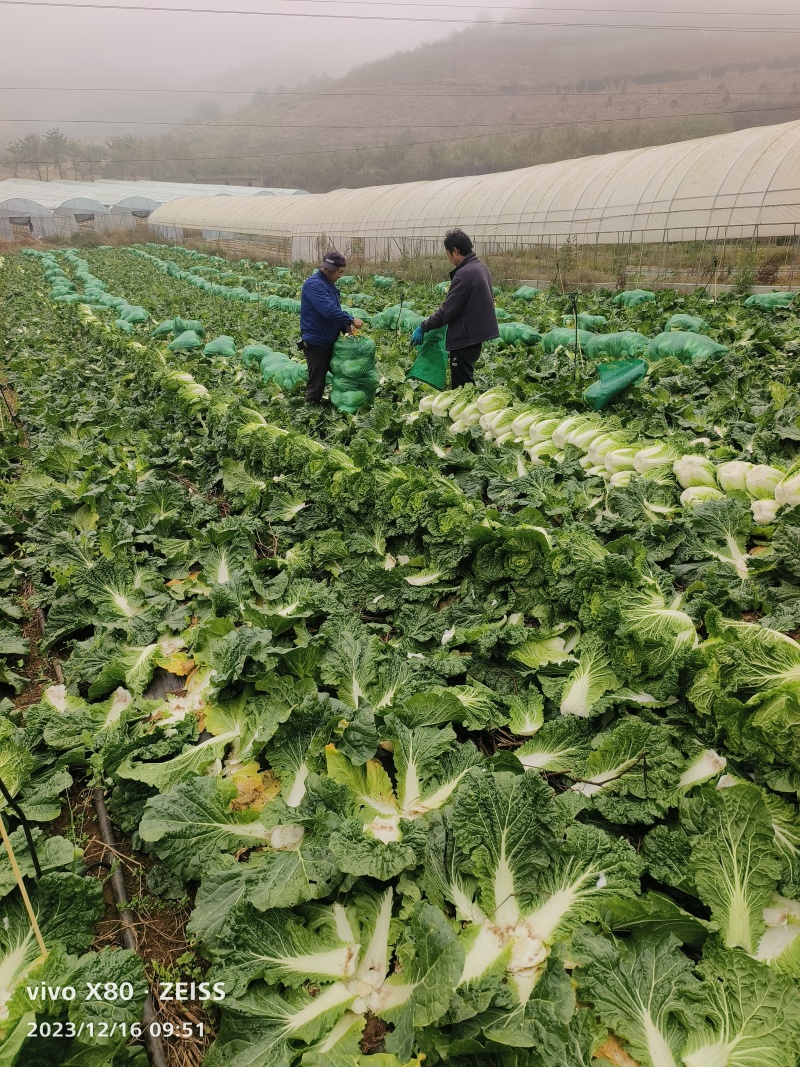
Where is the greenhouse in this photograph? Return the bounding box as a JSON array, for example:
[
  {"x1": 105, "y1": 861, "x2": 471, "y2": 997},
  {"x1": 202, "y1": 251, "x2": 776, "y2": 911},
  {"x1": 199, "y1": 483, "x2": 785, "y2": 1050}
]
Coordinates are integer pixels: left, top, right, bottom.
[
  {"x1": 147, "y1": 119, "x2": 800, "y2": 264},
  {"x1": 0, "y1": 196, "x2": 56, "y2": 239},
  {"x1": 0, "y1": 178, "x2": 309, "y2": 237}
]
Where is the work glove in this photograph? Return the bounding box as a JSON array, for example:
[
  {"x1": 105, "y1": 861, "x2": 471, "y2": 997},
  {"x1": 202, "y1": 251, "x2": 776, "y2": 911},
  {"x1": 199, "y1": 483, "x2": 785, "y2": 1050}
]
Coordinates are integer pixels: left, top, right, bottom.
[{"x1": 411, "y1": 325, "x2": 425, "y2": 346}]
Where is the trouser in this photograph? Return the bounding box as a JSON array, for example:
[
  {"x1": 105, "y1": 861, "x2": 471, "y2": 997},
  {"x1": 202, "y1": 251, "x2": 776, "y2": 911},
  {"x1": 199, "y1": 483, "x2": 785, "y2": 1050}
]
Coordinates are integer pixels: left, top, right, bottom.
[
  {"x1": 449, "y1": 343, "x2": 482, "y2": 387},
  {"x1": 300, "y1": 342, "x2": 334, "y2": 403}
]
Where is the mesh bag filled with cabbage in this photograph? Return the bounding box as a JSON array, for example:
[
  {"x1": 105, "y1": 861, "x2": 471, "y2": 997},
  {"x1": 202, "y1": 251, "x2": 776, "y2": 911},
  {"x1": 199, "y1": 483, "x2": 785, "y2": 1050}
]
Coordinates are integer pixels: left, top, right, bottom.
[
  {"x1": 645, "y1": 331, "x2": 728, "y2": 364},
  {"x1": 370, "y1": 305, "x2": 423, "y2": 332},
  {"x1": 496, "y1": 322, "x2": 541, "y2": 346},
  {"x1": 664, "y1": 314, "x2": 708, "y2": 333},
  {"x1": 584, "y1": 359, "x2": 648, "y2": 411},
  {"x1": 612, "y1": 289, "x2": 656, "y2": 307},
  {"x1": 203, "y1": 335, "x2": 237, "y2": 357},
  {"x1": 541, "y1": 327, "x2": 595, "y2": 353},
  {"x1": 513, "y1": 285, "x2": 542, "y2": 300},
  {"x1": 561, "y1": 313, "x2": 608, "y2": 330},
  {"x1": 330, "y1": 335, "x2": 379, "y2": 413},
  {"x1": 168, "y1": 330, "x2": 203, "y2": 352},
  {"x1": 583, "y1": 331, "x2": 650, "y2": 360},
  {"x1": 743, "y1": 292, "x2": 797, "y2": 309},
  {"x1": 240, "y1": 343, "x2": 273, "y2": 367},
  {"x1": 373, "y1": 275, "x2": 396, "y2": 289}
]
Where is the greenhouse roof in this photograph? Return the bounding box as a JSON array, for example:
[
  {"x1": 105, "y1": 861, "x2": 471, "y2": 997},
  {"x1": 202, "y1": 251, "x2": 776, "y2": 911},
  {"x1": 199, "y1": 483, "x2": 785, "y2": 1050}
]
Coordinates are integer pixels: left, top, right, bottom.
[{"x1": 148, "y1": 119, "x2": 800, "y2": 244}]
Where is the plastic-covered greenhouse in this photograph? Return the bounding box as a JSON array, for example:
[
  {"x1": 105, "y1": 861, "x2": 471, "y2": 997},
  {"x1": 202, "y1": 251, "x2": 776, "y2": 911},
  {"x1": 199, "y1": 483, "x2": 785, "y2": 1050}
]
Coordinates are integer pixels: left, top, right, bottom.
[
  {"x1": 147, "y1": 119, "x2": 800, "y2": 262},
  {"x1": 0, "y1": 179, "x2": 308, "y2": 237},
  {"x1": 0, "y1": 197, "x2": 55, "y2": 240}
]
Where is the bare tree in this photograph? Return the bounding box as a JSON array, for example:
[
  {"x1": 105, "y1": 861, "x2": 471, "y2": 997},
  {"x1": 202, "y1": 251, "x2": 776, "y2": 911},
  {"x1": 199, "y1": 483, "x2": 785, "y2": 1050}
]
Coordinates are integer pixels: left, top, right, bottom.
[
  {"x1": 43, "y1": 128, "x2": 70, "y2": 179},
  {"x1": 6, "y1": 134, "x2": 45, "y2": 180}
]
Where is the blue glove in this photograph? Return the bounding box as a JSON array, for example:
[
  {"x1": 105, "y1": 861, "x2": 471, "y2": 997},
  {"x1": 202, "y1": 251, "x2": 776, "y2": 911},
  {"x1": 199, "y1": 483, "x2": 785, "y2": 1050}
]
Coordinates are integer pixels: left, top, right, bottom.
[{"x1": 411, "y1": 325, "x2": 425, "y2": 346}]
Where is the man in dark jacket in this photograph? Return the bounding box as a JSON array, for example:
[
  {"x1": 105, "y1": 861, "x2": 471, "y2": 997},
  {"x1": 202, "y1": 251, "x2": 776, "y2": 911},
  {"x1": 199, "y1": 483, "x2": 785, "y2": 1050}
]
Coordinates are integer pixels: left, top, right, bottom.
[
  {"x1": 299, "y1": 251, "x2": 363, "y2": 404},
  {"x1": 412, "y1": 229, "x2": 499, "y2": 387}
]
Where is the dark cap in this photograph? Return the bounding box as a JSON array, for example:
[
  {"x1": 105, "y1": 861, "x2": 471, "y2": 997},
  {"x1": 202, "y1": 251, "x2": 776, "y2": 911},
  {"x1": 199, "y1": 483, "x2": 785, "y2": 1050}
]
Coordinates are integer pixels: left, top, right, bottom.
[{"x1": 320, "y1": 250, "x2": 346, "y2": 270}]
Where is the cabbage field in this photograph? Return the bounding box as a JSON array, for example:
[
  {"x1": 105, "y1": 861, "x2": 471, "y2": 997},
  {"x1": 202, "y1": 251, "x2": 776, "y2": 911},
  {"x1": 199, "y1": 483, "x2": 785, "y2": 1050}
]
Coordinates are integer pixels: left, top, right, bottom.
[{"x1": 1, "y1": 243, "x2": 800, "y2": 1067}]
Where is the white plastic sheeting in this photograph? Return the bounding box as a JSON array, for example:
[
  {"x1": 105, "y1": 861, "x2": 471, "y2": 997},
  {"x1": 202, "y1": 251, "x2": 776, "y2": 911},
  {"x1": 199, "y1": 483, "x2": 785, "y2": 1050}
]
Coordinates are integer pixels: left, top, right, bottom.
[
  {"x1": 147, "y1": 120, "x2": 800, "y2": 260},
  {"x1": 0, "y1": 178, "x2": 308, "y2": 211},
  {"x1": 0, "y1": 197, "x2": 56, "y2": 239}
]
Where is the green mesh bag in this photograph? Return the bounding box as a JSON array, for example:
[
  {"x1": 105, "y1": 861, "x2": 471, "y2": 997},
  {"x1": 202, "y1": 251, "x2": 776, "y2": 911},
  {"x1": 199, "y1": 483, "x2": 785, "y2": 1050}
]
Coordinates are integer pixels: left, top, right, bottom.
[
  {"x1": 342, "y1": 307, "x2": 372, "y2": 324},
  {"x1": 584, "y1": 359, "x2": 648, "y2": 411},
  {"x1": 370, "y1": 305, "x2": 422, "y2": 332},
  {"x1": 612, "y1": 289, "x2": 656, "y2": 307},
  {"x1": 118, "y1": 305, "x2": 149, "y2": 324},
  {"x1": 373, "y1": 275, "x2": 396, "y2": 289},
  {"x1": 645, "y1": 331, "x2": 728, "y2": 364},
  {"x1": 347, "y1": 293, "x2": 373, "y2": 306},
  {"x1": 513, "y1": 286, "x2": 541, "y2": 301},
  {"x1": 664, "y1": 314, "x2": 708, "y2": 333},
  {"x1": 272, "y1": 363, "x2": 308, "y2": 393},
  {"x1": 174, "y1": 318, "x2": 205, "y2": 337},
  {"x1": 744, "y1": 292, "x2": 797, "y2": 309},
  {"x1": 541, "y1": 327, "x2": 595, "y2": 353},
  {"x1": 279, "y1": 298, "x2": 302, "y2": 313},
  {"x1": 331, "y1": 335, "x2": 379, "y2": 413},
  {"x1": 241, "y1": 344, "x2": 273, "y2": 367},
  {"x1": 114, "y1": 319, "x2": 134, "y2": 334},
  {"x1": 168, "y1": 330, "x2": 203, "y2": 352},
  {"x1": 497, "y1": 322, "x2": 541, "y2": 346},
  {"x1": 583, "y1": 331, "x2": 650, "y2": 360},
  {"x1": 264, "y1": 295, "x2": 283, "y2": 309},
  {"x1": 338, "y1": 275, "x2": 357, "y2": 287},
  {"x1": 562, "y1": 313, "x2": 608, "y2": 331},
  {"x1": 494, "y1": 307, "x2": 513, "y2": 321},
  {"x1": 407, "y1": 326, "x2": 448, "y2": 390},
  {"x1": 434, "y1": 281, "x2": 450, "y2": 294},
  {"x1": 204, "y1": 335, "x2": 237, "y2": 357}
]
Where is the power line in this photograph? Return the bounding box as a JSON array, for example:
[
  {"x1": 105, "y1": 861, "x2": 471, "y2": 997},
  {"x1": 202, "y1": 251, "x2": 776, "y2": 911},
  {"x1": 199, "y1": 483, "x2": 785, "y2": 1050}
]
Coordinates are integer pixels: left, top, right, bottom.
[
  {"x1": 8, "y1": 103, "x2": 800, "y2": 164},
  {"x1": 2, "y1": 0, "x2": 800, "y2": 31},
  {"x1": 6, "y1": 101, "x2": 800, "y2": 130},
  {"x1": 2, "y1": 86, "x2": 799, "y2": 98}
]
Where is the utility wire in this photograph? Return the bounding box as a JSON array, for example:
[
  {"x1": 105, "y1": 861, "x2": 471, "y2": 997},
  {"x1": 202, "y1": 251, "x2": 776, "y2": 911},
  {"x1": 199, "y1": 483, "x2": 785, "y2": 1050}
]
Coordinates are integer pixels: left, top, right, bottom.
[
  {"x1": 8, "y1": 103, "x2": 800, "y2": 164},
  {"x1": 6, "y1": 102, "x2": 800, "y2": 129},
  {"x1": 2, "y1": 0, "x2": 800, "y2": 30},
  {"x1": 2, "y1": 86, "x2": 798, "y2": 98}
]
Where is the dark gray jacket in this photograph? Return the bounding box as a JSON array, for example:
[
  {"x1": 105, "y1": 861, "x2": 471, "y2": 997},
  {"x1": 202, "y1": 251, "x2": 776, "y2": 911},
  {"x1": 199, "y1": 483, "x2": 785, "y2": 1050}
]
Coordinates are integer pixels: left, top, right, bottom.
[{"x1": 422, "y1": 252, "x2": 499, "y2": 351}]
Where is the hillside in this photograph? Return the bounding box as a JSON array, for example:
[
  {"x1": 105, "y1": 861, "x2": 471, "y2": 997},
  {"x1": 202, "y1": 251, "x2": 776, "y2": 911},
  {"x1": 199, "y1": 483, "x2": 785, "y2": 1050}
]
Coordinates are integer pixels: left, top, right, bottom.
[{"x1": 35, "y1": 19, "x2": 800, "y2": 190}]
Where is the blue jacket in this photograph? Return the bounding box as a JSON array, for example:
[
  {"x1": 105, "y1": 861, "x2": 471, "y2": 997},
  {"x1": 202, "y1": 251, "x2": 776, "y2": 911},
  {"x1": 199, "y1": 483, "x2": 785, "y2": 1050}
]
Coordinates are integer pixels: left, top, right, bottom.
[{"x1": 300, "y1": 271, "x2": 353, "y2": 347}]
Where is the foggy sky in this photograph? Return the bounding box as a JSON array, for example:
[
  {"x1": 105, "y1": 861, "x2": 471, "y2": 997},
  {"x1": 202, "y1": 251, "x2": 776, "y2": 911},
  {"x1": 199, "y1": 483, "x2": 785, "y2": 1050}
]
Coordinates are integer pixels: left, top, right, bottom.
[{"x1": 1, "y1": 0, "x2": 798, "y2": 143}]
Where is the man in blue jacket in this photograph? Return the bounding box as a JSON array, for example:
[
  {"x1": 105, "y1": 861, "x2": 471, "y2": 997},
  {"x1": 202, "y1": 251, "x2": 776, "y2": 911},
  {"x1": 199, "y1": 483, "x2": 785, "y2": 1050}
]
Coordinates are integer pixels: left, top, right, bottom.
[{"x1": 299, "y1": 251, "x2": 363, "y2": 404}]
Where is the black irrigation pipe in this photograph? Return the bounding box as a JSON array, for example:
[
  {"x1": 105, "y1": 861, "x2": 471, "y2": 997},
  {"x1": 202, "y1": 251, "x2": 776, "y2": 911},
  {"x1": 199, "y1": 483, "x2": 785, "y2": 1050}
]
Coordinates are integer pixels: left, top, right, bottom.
[
  {"x1": 37, "y1": 624, "x2": 169, "y2": 1066},
  {"x1": 0, "y1": 776, "x2": 42, "y2": 878}
]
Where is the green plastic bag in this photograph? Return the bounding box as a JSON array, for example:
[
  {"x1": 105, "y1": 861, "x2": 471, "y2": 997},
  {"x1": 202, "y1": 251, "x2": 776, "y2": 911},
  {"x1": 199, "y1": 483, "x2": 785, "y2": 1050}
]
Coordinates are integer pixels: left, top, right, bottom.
[
  {"x1": 497, "y1": 322, "x2": 541, "y2": 346},
  {"x1": 241, "y1": 344, "x2": 273, "y2": 367},
  {"x1": 583, "y1": 331, "x2": 650, "y2": 360},
  {"x1": 584, "y1": 359, "x2": 648, "y2": 411},
  {"x1": 331, "y1": 335, "x2": 379, "y2": 412},
  {"x1": 562, "y1": 313, "x2": 608, "y2": 330},
  {"x1": 664, "y1": 314, "x2": 708, "y2": 333},
  {"x1": 168, "y1": 330, "x2": 203, "y2": 352},
  {"x1": 744, "y1": 292, "x2": 797, "y2": 309},
  {"x1": 541, "y1": 327, "x2": 595, "y2": 354},
  {"x1": 645, "y1": 331, "x2": 728, "y2": 364},
  {"x1": 204, "y1": 335, "x2": 237, "y2": 357},
  {"x1": 513, "y1": 285, "x2": 541, "y2": 301},
  {"x1": 612, "y1": 289, "x2": 656, "y2": 307},
  {"x1": 373, "y1": 275, "x2": 396, "y2": 289},
  {"x1": 407, "y1": 326, "x2": 448, "y2": 390}
]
